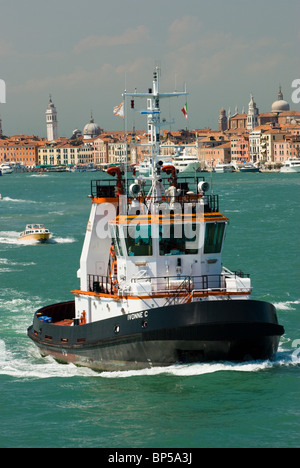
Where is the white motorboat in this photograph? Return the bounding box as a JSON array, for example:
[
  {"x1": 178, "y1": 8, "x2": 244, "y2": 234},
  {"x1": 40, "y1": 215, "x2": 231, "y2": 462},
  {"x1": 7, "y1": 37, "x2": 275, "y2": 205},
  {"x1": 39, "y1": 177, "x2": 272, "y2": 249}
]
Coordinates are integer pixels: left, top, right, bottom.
[
  {"x1": 18, "y1": 224, "x2": 52, "y2": 243},
  {"x1": 214, "y1": 164, "x2": 235, "y2": 173},
  {"x1": 239, "y1": 163, "x2": 260, "y2": 173},
  {"x1": 0, "y1": 164, "x2": 13, "y2": 174},
  {"x1": 280, "y1": 158, "x2": 300, "y2": 173}
]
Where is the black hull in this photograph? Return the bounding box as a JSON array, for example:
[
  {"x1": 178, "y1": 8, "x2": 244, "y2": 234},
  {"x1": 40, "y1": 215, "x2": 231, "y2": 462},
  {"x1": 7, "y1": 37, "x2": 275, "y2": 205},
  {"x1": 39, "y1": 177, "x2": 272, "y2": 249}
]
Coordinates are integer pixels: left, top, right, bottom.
[{"x1": 27, "y1": 299, "x2": 284, "y2": 372}]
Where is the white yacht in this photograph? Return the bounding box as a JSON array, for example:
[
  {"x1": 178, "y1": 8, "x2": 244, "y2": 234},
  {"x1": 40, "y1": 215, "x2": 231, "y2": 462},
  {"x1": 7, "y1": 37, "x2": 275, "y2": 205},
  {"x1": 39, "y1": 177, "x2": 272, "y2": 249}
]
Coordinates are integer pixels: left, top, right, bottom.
[
  {"x1": 0, "y1": 164, "x2": 13, "y2": 174},
  {"x1": 214, "y1": 163, "x2": 235, "y2": 173},
  {"x1": 280, "y1": 158, "x2": 300, "y2": 173},
  {"x1": 173, "y1": 148, "x2": 201, "y2": 173}
]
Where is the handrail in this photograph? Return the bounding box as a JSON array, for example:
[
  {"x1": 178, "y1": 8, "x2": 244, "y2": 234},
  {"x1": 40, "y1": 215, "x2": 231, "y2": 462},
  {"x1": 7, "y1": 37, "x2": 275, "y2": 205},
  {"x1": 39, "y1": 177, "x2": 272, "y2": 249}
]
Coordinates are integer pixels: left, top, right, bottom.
[{"x1": 87, "y1": 272, "x2": 251, "y2": 298}]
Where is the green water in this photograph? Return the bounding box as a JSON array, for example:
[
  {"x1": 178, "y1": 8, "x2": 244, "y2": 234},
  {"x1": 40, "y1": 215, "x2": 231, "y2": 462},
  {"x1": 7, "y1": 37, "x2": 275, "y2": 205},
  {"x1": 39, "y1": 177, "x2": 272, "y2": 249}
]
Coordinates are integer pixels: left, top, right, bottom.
[{"x1": 0, "y1": 171, "x2": 299, "y2": 448}]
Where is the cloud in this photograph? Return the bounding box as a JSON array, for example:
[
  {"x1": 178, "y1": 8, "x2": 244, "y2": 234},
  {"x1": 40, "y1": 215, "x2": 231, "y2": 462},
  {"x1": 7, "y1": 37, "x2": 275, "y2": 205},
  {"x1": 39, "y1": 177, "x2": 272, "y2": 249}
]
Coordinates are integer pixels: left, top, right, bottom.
[
  {"x1": 0, "y1": 40, "x2": 15, "y2": 57},
  {"x1": 9, "y1": 58, "x2": 152, "y2": 94},
  {"x1": 245, "y1": 53, "x2": 284, "y2": 74},
  {"x1": 10, "y1": 66, "x2": 113, "y2": 93},
  {"x1": 74, "y1": 26, "x2": 150, "y2": 53},
  {"x1": 167, "y1": 16, "x2": 203, "y2": 46}
]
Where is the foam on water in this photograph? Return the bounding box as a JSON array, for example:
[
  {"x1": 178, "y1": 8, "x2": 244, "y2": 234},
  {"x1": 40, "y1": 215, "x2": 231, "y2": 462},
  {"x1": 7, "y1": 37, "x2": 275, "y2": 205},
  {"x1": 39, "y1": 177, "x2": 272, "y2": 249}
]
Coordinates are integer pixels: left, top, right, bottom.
[
  {"x1": 49, "y1": 237, "x2": 76, "y2": 244},
  {"x1": 0, "y1": 341, "x2": 96, "y2": 380},
  {"x1": 273, "y1": 300, "x2": 300, "y2": 311},
  {"x1": 100, "y1": 347, "x2": 300, "y2": 379},
  {"x1": 0, "y1": 231, "x2": 75, "y2": 246},
  {"x1": 0, "y1": 231, "x2": 20, "y2": 245},
  {"x1": 0, "y1": 196, "x2": 38, "y2": 204},
  {"x1": 0, "y1": 338, "x2": 298, "y2": 381}
]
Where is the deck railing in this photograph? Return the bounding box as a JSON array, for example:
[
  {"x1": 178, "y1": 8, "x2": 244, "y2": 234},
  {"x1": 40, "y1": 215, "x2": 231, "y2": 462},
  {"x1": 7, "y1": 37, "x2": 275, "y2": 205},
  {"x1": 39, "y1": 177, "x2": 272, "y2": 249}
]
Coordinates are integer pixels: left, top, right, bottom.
[
  {"x1": 87, "y1": 272, "x2": 251, "y2": 298},
  {"x1": 90, "y1": 176, "x2": 219, "y2": 213}
]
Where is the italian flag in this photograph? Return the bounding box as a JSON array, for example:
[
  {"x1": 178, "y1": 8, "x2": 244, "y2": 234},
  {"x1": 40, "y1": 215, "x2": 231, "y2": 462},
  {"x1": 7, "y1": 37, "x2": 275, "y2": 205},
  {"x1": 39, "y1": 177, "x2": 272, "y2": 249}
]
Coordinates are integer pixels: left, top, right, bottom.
[{"x1": 181, "y1": 103, "x2": 188, "y2": 120}]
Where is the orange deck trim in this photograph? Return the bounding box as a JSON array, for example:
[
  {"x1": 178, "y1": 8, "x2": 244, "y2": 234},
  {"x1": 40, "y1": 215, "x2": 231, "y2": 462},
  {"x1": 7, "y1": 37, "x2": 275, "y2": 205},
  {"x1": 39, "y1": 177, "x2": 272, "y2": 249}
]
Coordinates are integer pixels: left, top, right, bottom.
[{"x1": 71, "y1": 289, "x2": 251, "y2": 300}]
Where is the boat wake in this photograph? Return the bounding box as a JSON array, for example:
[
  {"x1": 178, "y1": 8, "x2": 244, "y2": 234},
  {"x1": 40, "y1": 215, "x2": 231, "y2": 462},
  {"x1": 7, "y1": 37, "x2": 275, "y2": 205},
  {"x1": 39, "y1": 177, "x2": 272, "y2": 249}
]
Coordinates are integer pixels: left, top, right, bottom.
[
  {"x1": 0, "y1": 257, "x2": 36, "y2": 272},
  {"x1": 0, "y1": 231, "x2": 20, "y2": 244},
  {"x1": 0, "y1": 231, "x2": 75, "y2": 245},
  {"x1": 0, "y1": 340, "x2": 298, "y2": 381},
  {"x1": 100, "y1": 347, "x2": 300, "y2": 379},
  {"x1": 0, "y1": 196, "x2": 38, "y2": 204},
  {"x1": 273, "y1": 300, "x2": 300, "y2": 310},
  {"x1": 49, "y1": 237, "x2": 76, "y2": 244}
]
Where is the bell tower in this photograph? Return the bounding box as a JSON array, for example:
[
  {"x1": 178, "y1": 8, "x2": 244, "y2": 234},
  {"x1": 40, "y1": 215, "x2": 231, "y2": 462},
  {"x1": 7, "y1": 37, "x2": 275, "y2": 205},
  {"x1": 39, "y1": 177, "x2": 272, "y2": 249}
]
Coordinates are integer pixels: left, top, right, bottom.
[
  {"x1": 218, "y1": 108, "x2": 227, "y2": 131},
  {"x1": 247, "y1": 95, "x2": 259, "y2": 131},
  {"x1": 46, "y1": 95, "x2": 58, "y2": 141}
]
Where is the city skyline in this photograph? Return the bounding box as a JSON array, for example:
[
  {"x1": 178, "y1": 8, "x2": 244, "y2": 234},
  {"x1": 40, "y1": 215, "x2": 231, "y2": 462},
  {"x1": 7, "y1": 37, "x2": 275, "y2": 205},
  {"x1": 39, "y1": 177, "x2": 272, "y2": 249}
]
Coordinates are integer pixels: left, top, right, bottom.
[{"x1": 0, "y1": 0, "x2": 299, "y2": 137}]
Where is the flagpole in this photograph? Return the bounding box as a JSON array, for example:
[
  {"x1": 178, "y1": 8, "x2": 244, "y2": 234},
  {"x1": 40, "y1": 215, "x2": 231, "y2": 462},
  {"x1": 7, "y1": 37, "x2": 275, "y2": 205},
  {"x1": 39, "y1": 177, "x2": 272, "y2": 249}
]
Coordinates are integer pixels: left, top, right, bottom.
[{"x1": 124, "y1": 90, "x2": 128, "y2": 198}]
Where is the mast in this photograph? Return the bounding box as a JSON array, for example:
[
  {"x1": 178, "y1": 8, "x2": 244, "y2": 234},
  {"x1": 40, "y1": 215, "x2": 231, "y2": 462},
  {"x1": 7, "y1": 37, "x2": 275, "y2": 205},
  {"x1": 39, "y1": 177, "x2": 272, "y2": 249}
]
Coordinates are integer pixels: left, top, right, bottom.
[{"x1": 123, "y1": 66, "x2": 188, "y2": 204}]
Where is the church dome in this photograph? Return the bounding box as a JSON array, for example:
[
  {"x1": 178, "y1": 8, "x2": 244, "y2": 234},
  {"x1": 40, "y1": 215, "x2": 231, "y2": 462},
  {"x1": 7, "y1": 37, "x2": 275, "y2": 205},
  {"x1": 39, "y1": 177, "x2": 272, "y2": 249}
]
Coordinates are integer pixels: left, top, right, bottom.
[
  {"x1": 83, "y1": 115, "x2": 101, "y2": 139},
  {"x1": 272, "y1": 99, "x2": 290, "y2": 113},
  {"x1": 271, "y1": 87, "x2": 290, "y2": 113}
]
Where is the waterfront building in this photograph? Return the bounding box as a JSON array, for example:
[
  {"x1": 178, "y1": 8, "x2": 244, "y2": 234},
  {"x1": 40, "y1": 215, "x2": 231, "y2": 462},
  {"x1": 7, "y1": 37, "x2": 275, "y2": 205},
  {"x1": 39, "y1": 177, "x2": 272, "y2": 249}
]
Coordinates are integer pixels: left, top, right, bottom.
[
  {"x1": 93, "y1": 136, "x2": 110, "y2": 167},
  {"x1": 0, "y1": 135, "x2": 44, "y2": 166},
  {"x1": 38, "y1": 139, "x2": 81, "y2": 167},
  {"x1": 249, "y1": 125, "x2": 287, "y2": 164},
  {"x1": 198, "y1": 141, "x2": 231, "y2": 168},
  {"x1": 77, "y1": 140, "x2": 95, "y2": 165},
  {"x1": 274, "y1": 133, "x2": 300, "y2": 163},
  {"x1": 108, "y1": 138, "x2": 131, "y2": 166},
  {"x1": 230, "y1": 134, "x2": 250, "y2": 164}
]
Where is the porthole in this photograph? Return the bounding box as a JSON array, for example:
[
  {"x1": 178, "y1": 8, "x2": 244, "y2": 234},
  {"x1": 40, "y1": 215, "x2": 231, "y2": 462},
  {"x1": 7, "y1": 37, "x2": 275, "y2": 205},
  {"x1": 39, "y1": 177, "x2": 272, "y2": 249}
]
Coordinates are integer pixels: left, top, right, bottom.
[
  {"x1": 114, "y1": 325, "x2": 120, "y2": 334},
  {"x1": 142, "y1": 320, "x2": 148, "y2": 329}
]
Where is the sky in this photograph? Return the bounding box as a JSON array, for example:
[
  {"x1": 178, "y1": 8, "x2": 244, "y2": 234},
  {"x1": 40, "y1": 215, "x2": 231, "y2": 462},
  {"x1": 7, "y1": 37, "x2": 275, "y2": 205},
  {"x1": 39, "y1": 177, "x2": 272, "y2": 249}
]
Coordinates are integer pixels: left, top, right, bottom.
[{"x1": 0, "y1": 0, "x2": 299, "y2": 138}]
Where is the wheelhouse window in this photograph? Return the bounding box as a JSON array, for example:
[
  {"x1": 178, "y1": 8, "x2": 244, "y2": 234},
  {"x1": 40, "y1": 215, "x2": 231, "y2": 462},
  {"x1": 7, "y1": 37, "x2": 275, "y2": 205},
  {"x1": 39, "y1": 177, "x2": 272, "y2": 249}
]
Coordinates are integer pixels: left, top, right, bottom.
[
  {"x1": 159, "y1": 223, "x2": 199, "y2": 255},
  {"x1": 204, "y1": 222, "x2": 225, "y2": 254},
  {"x1": 125, "y1": 224, "x2": 153, "y2": 257}
]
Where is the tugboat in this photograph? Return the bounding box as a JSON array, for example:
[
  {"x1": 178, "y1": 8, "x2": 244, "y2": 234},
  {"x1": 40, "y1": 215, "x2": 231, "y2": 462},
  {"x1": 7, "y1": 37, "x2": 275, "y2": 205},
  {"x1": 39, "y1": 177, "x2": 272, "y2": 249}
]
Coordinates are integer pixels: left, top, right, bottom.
[{"x1": 28, "y1": 68, "x2": 284, "y2": 371}]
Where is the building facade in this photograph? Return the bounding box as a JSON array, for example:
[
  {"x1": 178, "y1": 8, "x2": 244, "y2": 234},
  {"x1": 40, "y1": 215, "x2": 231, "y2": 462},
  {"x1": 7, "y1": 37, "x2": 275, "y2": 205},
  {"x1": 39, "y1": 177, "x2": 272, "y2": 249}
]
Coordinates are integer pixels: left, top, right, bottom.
[{"x1": 0, "y1": 135, "x2": 44, "y2": 166}]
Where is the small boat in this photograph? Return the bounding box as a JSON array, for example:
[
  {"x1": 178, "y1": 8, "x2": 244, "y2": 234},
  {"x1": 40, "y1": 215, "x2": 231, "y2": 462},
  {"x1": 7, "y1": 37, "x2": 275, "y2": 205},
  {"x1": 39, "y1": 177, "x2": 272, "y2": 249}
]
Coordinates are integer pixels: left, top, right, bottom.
[
  {"x1": 239, "y1": 163, "x2": 260, "y2": 173},
  {"x1": 280, "y1": 158, "x2": 300, "y2": 173},
  {"x1": 18, "y1": 224, "x2": 52, "y2": 243},
  {"x1": 0, "y1": 164, "x2": 13, "y2": 174},
  {"x1": 214, "y1": 163, "x2": 235, "y2": 173}
]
